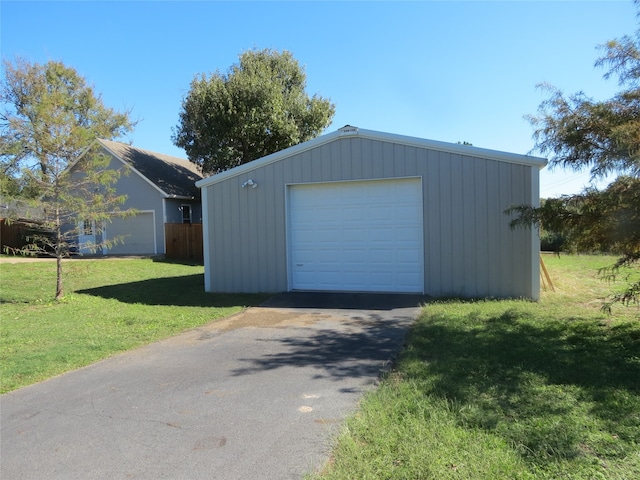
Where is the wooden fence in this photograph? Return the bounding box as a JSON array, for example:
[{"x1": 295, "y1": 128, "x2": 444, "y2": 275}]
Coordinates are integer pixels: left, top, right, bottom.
[
  {"x1": 0, "y1": 219, "x2": 31, "y2": 253},
  {"x1": 164, "y1": 223, "x2": 203, "y2": 263}
]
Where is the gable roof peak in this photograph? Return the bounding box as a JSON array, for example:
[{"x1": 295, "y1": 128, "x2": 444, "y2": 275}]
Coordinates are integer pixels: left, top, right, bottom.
[{"x1": 338, "y1": 125, "x2": 359, "y2": 136}]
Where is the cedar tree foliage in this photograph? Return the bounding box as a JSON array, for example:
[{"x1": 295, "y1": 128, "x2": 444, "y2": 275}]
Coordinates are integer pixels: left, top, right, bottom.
[
  {"x1": 172, "y1": 48, "x2": 335, "y2": 175},
  {"x1": 509, "y1": 1, "x2": 640, "y2": 310},
  {"x1": 0, "y1": 58, "x2": 136, "y2": 300}
]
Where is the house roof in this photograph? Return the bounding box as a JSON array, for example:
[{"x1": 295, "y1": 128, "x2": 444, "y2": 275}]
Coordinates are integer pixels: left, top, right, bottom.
[
  {"x1": 98, "y1": 139, "x2": 203, "y2": 199},
  {"x1": 196, "y1": 126, "x2": 548, "y2": 189}
]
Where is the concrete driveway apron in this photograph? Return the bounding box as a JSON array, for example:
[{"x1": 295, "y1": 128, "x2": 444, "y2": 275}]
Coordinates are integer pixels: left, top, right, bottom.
[{"x1": 1, "y1": 293, "x2": 425, "y2": 480}]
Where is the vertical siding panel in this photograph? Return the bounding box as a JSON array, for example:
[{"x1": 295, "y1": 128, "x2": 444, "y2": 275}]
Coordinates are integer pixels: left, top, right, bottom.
[
  {"x1": 383, "y1": 142, "x2": 395, "y2": 178},
  {"x1": 311, "y1": 145, "x2": 323, "y2": 181},
  {"x1": 299, "y1": 151, "x2": 313, "y2": 182},
  {"x1": 273, "y1": 160, "x2": 287, "y2": 290},
  {"x1": 321, "y1": 143, "x2": 333, "y2": 181},
  {"x1": 404, "y1": 146, "x2": 417, "y2": 176},
  {"x1": 425, "y1": 149, "x2": 440, "y2": 295},
  {"x1": 250, "y1": 172, "x2": 264, "y2": 291},
  {"x1": 205, "y1": 186, "x2": 215, "y2": 288},
  {"x1": 216, "y1": 182, "x2": 231, "y2": 291},
  {"x1": 340, "y1": 138, "x2": 352, "y2": 178},
  {"x1": 473, "y1": 157, "x2": 489, "y2": 296},
  {"x1": 439, "y1": 152, "x2": 455, "y2": 295},
  {"x1": 329, "y1": 141, "x2": 341, "y2": 180},
  {"x1": 361, "y1": 139, "x2": 374, "y2": 178},
  {"x1": 351, "y1": 138, "x2": 363, "y2": 179},
  {"x1": 253, "y1": 167, "x2": 267, "y2": 291},
  {"x1": 511, "y1": 164, "x2": 527, "y2": 296},
  {"x1": 498, "y1": 163, "x2": 514, "y2": 295},
  {"x1": 238, "y1": 178, "x2": 252, "y2": 291},
  {"x1": 522, "y1": 166, "x2": 534, "y2": 296},
  {"x1": 291, "y1": 152, "x2": 303, "y2": 183},
  {"x1": 485, "y1": 160, "x2": 502, "y2": 296},
  {"x1": 392, "y1": 144, "x2": 404, "y2": 177},
  {"x1": 230, "y1": 181, "x2": 244, "y2": 291},
  {"x1": 370, "y1": 140, "x2": 384, "y2": 178},
  {"x1": 448, "y1": 153, "x2": 465, "y2": 295},
  {"x1": 456, "y1": 157, "x2": 478, "y2": 297},
  {"x1": 210, "y1": 185, "x2": 221, "y2": 290},
  {"x1": 265, "y1": 164, "x2": 278, "y2": 291}
]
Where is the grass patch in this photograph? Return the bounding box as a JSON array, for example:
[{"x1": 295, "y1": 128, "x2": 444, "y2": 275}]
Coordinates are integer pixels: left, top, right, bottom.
[
  {"x1": 311, "y1": 255, "x2": 640, "y2": 479},
  {"x1": 0, "y1": 258, "x2": 268, "y2": 393}
]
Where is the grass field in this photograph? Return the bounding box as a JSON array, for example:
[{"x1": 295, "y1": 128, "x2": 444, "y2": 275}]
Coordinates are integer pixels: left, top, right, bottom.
[
  {"x1": 0, "y1": 258, "x2": 267, "y2": 393},
  {"x1": 311, "y1": 254, "x2": 640, "y2": 480}
]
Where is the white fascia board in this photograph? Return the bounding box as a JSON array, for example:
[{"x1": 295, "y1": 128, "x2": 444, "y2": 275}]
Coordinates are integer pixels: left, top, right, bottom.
[
  {"x1": 98, "y1": 140, "x2": 172, "y2": 198},
  {"x1": 66, "y1": 143, "x2": 95, "y2": 172},
  {"x1": 195, "y1": 130, "x2": 344, "y2": 188},
  {"x1": 195, "y1": 127, "x2": 548, "y2": 189},
  {"x1": 355, "y1": 128, "x2": 548, "y2": 169}
]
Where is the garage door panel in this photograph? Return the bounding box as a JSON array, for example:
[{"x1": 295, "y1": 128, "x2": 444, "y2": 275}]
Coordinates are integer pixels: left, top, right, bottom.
[
  {"x1": 107, "y1": 212, "x2": 155, "y2": 255},
  {"x1": 397, "y1": 227, "x2": 422, "y2": 241},
  {"x1": 288, "y1": 178, "x2": 424, "y2": 293},
  {"x1": 369, "y1": 228, "x2": 394, "y2": 241},
  {"x1": 398, "y1": 248, "x2": 422, "y2": 262}
]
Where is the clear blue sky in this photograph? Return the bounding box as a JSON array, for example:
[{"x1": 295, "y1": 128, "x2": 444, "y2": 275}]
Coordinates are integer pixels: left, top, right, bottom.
[{"x1": 1, "y1": 1, "x2": 636, "y2": 197}]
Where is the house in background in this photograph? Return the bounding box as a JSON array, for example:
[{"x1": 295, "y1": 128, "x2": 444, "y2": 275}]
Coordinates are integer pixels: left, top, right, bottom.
[
  {"x1": 78, "y1": 139, "x2": 203, "y2": 256},
  {"x1": 196, "y1": 126, "x2": 547, "y2": 300}
]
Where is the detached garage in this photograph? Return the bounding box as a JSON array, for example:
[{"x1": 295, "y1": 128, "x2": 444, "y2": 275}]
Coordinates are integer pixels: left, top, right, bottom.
[{"x1": 196, "y1": 126, "x2": 547, "y2": 299}]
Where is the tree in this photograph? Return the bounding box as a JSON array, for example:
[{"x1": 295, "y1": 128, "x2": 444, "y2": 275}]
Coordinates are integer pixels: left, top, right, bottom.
[
  {"x1": 1, "y1": 58, "x2": 135, "y2": 300},
  {"x1": 510, "y1": 1, "x2": 640, "y2": 310},
  {"x1": 172, "y1": 48, "x2": 335, "y2": 174}
]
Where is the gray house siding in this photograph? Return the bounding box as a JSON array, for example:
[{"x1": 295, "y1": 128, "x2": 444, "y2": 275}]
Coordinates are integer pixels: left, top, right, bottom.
[
  {"x1": 201, "y1": 132, "x2": 542, "y2": 299},
  {"x1": 164, "y1": 198, "x2": 202, "y2": 224},
  {"x1": 103, "y1": 154, "x2": 164, "y2": 254}
]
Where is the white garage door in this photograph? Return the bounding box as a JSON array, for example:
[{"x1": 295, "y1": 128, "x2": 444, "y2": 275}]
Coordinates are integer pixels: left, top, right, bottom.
[
  {"x1": 106, "y1": 212, "x2": 156, "y2": 255},
  {"x1": 288, "y1": 178, "x2": 424, "y2": 293}
]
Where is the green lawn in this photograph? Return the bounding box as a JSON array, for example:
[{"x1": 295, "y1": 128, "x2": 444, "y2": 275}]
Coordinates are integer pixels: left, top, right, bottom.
[
  {"x1": 311, "y1": 255, "x2": 640, "y2": 480},
  {"x1": 0, "y1": 258, "x2": 267, "y2": 393}
]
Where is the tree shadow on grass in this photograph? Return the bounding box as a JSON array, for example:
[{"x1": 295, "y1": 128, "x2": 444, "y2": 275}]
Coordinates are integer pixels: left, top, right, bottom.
[
  {"x1": 404, "y1": 306, "x2": 640, "y2": 464},
  {"x1": 76, "y1": 274, "x2": 268, "y2": 307}
]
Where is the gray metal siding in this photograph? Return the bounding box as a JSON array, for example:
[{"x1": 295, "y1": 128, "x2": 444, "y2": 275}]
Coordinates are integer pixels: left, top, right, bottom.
[
  {"x1": 204, "y1": 137, "x2": 538, "y2": 297},
  {"x1": 106, "y1": 155, "x2": 166, "y2": 254}
]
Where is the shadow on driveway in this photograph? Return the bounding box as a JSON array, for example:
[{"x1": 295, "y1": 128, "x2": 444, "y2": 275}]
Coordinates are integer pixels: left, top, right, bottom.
[{"x1": 230, "y1": 292, "x2": 428, "y2": 380}]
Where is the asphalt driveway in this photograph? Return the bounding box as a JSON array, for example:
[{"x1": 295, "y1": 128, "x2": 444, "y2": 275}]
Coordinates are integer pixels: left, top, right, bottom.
[{"x1": 1, "y1": 292, "x2": 425, "y2": 480}]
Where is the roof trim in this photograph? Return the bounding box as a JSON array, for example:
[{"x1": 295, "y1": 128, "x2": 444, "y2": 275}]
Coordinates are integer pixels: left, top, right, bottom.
[{"x1": 195, "y1": 126, "x2": 548, "y2": 188}]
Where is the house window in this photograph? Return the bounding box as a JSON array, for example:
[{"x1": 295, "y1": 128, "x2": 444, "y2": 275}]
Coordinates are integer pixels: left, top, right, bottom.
[
  {"x1": 181, "y1": 205, "x2": 191, "y2": 224},
  {"x1": 82, "y1": 220, "x2": 93, "y2": 236}
]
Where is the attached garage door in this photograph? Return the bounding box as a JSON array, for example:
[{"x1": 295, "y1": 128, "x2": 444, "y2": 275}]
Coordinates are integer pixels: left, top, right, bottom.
[
  {"x1": 288, "y1": 178, "x2": 424, "y2": 293},
  {"x1": 107, "y1": 212, "x2": 156, "y2": 255}
]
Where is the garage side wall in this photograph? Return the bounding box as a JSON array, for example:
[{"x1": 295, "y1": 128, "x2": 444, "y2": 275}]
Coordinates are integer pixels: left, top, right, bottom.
[{"x1": 203, "y1": 137, "x2": 538, "y2": 298}]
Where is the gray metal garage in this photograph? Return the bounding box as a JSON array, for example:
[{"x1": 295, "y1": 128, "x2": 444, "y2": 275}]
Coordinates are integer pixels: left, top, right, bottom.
[{"x1": 196, "y1": 126, "x2": 547, "y2": 299}]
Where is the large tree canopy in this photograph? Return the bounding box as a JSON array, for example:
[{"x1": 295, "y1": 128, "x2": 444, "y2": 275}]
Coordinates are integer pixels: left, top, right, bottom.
[
  {"x1": 511, "y1": 2, "x2": 640, "y2": 310},
  {"x1": 172, "y1": 48, "x2": 335, "y2": 175},
  {"x1": 1, "y1": 58, "x2": 135, "y2": 299}
]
